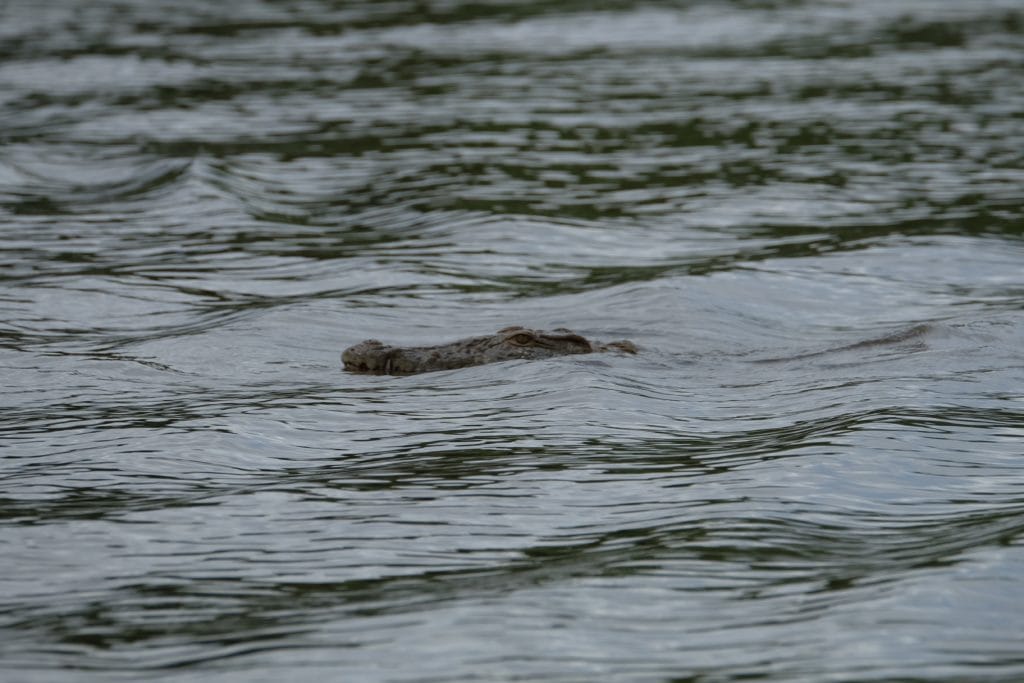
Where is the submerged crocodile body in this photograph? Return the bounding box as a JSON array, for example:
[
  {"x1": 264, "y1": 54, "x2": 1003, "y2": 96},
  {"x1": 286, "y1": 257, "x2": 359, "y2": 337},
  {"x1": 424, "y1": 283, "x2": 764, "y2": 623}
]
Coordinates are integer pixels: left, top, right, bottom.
[{"x1": 342, "y1": 326, "x2": 637, "y2": 375}]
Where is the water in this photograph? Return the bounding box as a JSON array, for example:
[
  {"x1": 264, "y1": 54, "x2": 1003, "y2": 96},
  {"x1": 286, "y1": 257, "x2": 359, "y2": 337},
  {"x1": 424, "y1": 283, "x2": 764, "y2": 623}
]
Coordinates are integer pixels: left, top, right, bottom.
[{"x1": 2, "y1": 0, "x2": 1023, "y2": 680}]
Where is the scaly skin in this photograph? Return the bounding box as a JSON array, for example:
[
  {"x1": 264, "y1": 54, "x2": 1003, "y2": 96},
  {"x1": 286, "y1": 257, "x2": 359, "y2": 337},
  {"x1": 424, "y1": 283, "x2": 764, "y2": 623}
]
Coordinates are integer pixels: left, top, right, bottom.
[{"x1": 342, "y1": 326, "x2": 637, "y2": 375}]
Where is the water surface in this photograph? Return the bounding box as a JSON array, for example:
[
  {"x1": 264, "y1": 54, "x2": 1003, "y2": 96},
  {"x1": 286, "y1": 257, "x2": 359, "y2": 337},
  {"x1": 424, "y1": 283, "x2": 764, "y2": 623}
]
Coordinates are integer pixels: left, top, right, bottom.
[{"x1": 2, "y1": 1, "x2": 1024, "y2": 681}]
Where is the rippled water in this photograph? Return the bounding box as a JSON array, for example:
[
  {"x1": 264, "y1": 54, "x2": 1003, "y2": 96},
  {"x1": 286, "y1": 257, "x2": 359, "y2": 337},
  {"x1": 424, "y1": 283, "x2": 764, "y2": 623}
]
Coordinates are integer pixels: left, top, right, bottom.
[{"x1": 2, "y1": 0, "x2": 1024, "y2": 680}]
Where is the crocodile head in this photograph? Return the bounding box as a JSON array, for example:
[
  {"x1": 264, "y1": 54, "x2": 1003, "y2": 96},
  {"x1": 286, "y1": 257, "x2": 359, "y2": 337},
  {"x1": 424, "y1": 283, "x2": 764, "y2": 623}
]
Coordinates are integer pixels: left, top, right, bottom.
[{"x1": 342, "y1": 326, "x2": 634, "y2": 375}]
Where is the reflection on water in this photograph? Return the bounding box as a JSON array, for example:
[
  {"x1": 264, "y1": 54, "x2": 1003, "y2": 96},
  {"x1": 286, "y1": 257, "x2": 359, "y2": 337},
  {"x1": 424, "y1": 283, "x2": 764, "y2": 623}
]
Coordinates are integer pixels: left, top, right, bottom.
[{"x1": 2, "y1": 0, "x2": 1023, "y2": 681}]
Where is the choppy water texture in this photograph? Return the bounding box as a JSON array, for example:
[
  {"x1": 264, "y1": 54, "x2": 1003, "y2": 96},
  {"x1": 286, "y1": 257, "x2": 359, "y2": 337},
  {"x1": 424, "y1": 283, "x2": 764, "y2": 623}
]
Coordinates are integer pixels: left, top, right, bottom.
[{"x1": 2, "y1": 0, "x2": 1024, "y2": 681}]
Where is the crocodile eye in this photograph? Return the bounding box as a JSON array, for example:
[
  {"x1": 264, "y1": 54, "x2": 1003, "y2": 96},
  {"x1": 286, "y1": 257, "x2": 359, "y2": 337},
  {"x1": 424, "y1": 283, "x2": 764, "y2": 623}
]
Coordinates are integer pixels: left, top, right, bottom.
[{"x1": 509, "y1": 333, "x2": 534, "y2": 345}]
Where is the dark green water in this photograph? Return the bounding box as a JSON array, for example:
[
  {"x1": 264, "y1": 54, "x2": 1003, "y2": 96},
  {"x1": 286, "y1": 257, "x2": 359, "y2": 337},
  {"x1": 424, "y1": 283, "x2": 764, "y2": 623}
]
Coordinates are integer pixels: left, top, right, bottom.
[{"x1": 2, "y1": 1, "x2": 1024, "y2": 681}]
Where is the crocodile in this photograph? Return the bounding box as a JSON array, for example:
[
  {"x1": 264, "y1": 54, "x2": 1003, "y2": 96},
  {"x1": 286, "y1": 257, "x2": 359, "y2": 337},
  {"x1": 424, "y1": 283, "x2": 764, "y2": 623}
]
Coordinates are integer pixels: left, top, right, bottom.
[{"x1": 342, "y1": 326, "x2": 637, "y2": 375}]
